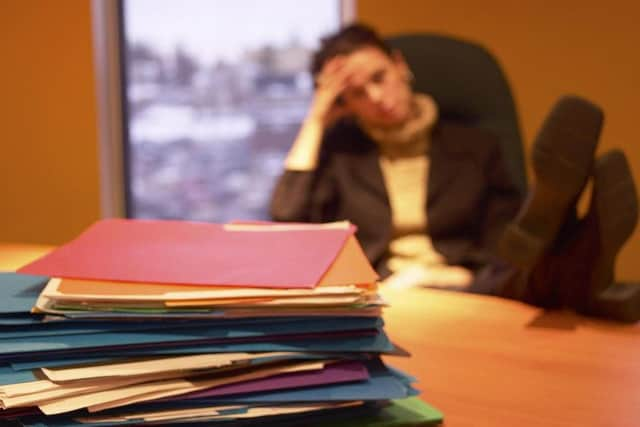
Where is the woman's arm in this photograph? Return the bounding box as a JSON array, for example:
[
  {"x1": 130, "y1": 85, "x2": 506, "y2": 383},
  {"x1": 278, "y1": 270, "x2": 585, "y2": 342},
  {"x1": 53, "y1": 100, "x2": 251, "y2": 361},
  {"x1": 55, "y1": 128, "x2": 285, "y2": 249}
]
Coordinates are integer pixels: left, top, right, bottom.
[
  {"x1": 271, "y1": 56, "x2": 359, "y2": 221},
  {"x1": 284, "y1": 56, "x2": 355, "y2": 171}
]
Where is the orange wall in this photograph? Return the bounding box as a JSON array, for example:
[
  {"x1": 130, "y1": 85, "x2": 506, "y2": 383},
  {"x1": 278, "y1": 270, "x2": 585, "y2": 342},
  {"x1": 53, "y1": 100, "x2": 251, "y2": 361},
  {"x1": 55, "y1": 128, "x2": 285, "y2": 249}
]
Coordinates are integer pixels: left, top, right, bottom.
[
  {"x1": 359, "y1": 0, "x2": 640, "y2": 280},
  {"x1": 0, "y1": 1, "x2": 101, "y2": 244}
]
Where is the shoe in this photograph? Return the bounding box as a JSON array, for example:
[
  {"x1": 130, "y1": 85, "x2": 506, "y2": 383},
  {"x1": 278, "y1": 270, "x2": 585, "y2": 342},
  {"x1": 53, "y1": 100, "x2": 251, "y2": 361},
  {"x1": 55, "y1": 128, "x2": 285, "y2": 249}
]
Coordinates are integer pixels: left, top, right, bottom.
[
  {"x1": 499, "y1": 95, "x2": 603, "y2": 268},
  {"x1": 575, "y1": 150, "x2": 640, "y2": 322}
]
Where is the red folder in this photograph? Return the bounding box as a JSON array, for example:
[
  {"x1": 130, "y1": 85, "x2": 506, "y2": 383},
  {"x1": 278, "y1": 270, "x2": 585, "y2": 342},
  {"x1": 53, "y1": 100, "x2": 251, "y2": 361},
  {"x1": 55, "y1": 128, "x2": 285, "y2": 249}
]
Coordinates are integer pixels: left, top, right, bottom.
[{"x1": 19, "y1": 219, "x2": 367, "y2": 289}]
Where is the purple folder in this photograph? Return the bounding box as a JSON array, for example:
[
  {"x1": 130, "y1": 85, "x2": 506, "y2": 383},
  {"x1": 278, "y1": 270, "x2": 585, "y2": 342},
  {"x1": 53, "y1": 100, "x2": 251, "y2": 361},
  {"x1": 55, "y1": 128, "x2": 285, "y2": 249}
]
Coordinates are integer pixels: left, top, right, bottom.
[{"x1": 176, "y1": 360, "x2": 369, "y2": 400}]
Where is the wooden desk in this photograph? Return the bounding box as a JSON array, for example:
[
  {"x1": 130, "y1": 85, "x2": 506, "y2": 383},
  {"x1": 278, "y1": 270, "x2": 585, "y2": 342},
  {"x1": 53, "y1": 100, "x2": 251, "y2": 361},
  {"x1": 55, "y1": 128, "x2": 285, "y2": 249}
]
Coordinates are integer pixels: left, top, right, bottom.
[
  {"x1": 381, "y1": 286, "x2": 640, "y2": 427},
  {"x1": 2, "y1": 243, "x2": 639, "y2": 426},
  {"x1": 0, "y1": 242, "x2": 56, "y2": 272}
]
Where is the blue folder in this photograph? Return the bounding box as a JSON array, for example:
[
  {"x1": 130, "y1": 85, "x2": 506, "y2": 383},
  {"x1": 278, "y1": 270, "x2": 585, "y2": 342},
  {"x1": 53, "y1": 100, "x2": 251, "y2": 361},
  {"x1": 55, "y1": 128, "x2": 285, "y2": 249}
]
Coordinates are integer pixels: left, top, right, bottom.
[
  {"x1": 0, "y1": 273, "x2": 49, "y2": 314},
  {"x1": 0, "y1": 316, "x2": 382, "y2": 339},
  {"x1": 0, "y1": 313, "x2": 47, "y2": 325},
  {"x1": 3, "y1": 331, "x2": 395, "y2": 364},
  {"x1": 0, "y1": 364, "x2": 38, "y2": 385},
  {"x1": 18, "y1": 398, "x2": 444, "y2": 427},
  {"x1": 0, "y1": 317, "x2": 381, "y2": 358}
]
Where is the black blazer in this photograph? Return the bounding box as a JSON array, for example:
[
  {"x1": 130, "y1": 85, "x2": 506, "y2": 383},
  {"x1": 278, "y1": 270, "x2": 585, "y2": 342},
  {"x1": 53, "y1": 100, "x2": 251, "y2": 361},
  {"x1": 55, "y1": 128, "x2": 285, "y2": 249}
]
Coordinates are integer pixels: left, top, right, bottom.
[{"x1": 270, "y1": 119, "x2": 523, "y2": 276}]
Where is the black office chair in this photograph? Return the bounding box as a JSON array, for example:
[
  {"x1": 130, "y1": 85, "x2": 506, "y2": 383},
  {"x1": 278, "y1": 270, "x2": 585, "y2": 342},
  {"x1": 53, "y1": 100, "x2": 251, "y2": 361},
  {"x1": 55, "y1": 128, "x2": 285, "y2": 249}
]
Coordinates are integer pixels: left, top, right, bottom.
[
  {"x1": 386, "y1": 34, "x2": 640, "y2": 322},
  {"x1": 386, "y1": 33, "x2": 527, "y2": 195}
]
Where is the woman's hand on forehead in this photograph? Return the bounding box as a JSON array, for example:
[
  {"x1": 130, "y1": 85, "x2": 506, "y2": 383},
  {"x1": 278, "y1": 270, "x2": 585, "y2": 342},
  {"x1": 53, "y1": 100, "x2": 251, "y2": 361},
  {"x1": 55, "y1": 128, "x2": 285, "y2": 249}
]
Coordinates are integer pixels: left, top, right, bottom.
[{"x1": 319, "y1": 55, "x2": 368, "y2": 91}]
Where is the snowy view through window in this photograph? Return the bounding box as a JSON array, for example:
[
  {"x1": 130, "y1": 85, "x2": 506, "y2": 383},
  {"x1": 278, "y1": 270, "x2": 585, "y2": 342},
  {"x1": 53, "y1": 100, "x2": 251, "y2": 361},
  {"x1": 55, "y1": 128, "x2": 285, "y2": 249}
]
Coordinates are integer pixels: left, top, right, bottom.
[{"x1": 122, "y1": 0, "x2": 341, "y2": 221}]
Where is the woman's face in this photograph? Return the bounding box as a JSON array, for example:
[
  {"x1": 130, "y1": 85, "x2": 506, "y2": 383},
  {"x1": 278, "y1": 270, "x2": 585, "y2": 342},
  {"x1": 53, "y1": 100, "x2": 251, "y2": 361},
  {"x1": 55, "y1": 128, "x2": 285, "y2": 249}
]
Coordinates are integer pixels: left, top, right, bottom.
[{"x1": 340, "y1": 46, "x2": 413, "y2": 128}]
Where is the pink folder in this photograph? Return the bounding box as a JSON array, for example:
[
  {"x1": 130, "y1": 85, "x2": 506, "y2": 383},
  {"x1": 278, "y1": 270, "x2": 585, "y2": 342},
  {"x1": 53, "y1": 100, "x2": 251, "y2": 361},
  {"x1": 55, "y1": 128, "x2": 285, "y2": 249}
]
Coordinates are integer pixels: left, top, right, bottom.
[{"x1": 19, "y1": 219, "x2": 362, "y2": 289}]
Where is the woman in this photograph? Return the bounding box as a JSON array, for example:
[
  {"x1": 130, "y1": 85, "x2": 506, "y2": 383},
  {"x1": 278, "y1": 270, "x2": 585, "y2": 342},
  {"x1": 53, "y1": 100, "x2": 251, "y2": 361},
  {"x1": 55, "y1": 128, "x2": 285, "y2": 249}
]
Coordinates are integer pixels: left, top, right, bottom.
[
  {"x1": 270, "y1": 23, "x2": 522, "y2": 289},
  {"x1": 270, "y1": 24, "x2": 640, "y2": 322}
]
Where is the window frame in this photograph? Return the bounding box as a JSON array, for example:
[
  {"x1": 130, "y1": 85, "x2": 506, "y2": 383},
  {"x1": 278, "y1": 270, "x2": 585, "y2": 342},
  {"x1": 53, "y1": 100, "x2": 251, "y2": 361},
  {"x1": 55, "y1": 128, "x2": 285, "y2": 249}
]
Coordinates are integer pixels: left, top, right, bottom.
[{"x1": 91, "y1": 0, "x2": 355, "y2": 219}]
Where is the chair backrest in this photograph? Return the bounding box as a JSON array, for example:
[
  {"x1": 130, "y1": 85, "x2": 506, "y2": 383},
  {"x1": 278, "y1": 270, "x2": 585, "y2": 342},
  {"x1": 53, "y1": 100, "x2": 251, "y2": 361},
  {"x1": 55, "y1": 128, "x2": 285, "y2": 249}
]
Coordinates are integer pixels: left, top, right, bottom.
[{"x1": 386, "y1": 33, "x2": 527, "y2": 194}]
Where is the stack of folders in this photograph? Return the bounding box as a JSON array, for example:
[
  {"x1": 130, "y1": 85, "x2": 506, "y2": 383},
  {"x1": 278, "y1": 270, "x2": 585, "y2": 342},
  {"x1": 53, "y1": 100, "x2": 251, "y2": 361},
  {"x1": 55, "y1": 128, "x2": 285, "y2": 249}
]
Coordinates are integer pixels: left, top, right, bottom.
[{"x1": 0, "y1": 219, "x2": 443, "y2": 426}]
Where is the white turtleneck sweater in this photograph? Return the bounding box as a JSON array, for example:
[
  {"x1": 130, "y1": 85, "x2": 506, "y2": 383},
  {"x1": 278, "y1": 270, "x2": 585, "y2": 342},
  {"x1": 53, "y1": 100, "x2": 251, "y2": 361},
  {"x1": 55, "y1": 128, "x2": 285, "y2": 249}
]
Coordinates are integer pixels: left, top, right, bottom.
[{"x1": 362, "y1": 94, "x2": 473, "y2": 289}]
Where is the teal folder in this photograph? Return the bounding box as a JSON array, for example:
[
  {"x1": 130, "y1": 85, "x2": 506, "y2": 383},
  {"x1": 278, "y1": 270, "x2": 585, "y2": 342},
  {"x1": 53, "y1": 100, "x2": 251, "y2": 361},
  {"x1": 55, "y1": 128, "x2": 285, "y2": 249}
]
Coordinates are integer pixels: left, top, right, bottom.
[
  {"x1": 0, "y1": 272, "x2": 49, "y2": 314},
  {"x1": 15, "y1": 398, "x2": 442, "y2": 427}
]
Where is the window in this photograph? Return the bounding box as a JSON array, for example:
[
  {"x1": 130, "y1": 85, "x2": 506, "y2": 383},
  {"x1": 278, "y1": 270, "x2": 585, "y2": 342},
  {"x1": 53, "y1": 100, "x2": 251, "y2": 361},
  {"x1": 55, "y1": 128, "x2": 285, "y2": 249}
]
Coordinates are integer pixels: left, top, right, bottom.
[{"x1": 93, "y1": 0, "x2": 352, "y2": 222}]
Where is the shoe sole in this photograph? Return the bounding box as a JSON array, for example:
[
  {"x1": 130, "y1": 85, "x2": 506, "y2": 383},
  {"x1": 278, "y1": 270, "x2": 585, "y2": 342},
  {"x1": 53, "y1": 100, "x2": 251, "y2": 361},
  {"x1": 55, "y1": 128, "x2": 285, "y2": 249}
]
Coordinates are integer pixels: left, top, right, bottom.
[
  {"x1": 590, "y1": 283, "x2": 640, "y2": 322},
  {"x1": 580, "y1": 150, "x2": 640, "y2": 321},
  {"x1": 499, "y1": 95, "x2": 603, "y2": 267}
]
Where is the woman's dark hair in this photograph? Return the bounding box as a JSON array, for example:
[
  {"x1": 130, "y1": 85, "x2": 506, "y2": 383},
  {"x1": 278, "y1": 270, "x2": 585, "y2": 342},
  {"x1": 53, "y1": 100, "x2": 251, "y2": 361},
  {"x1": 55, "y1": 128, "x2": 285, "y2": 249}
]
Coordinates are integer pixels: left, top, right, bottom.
[{"x1": 310, "y1": 23, "x2": 393, "y2": 79}]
